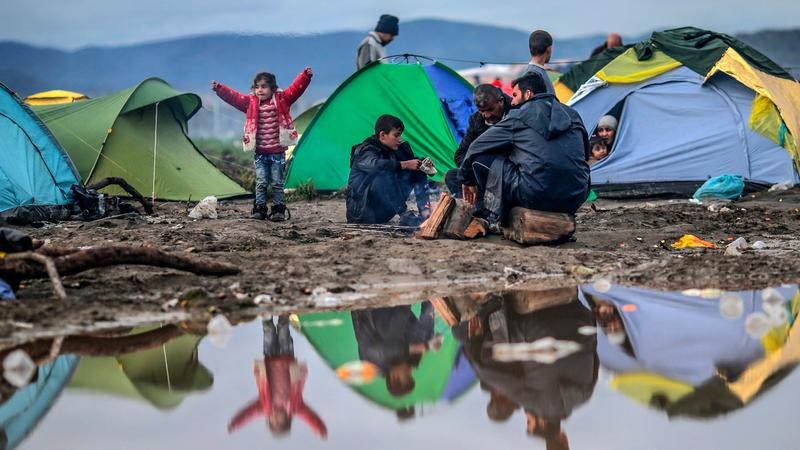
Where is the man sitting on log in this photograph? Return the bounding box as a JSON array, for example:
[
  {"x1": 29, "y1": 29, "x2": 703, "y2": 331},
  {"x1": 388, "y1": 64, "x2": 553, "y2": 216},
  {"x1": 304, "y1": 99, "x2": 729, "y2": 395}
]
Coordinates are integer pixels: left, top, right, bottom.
[
  {"x1": 458, "y1": 72, "x2": 591, "y2": 228},
  {"x1": 346, "y1": 114, "x2": 431, "y2": 224},
  {"x1": 444, "y1": 84, "x2": 512, "y2": 196}
]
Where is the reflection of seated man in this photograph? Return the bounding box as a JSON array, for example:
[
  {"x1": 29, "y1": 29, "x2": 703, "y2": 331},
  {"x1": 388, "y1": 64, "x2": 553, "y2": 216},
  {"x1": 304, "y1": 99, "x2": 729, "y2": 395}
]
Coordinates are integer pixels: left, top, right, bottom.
[
  {"x1": 588, "y1": 135, "x2": 610, "y2": 165},
  {"x1": 228, "y1": 316, "x2": 327, "y2": 439},
  {"x1": 450, "y1": 290, "x2": 598, "y2": 450},
  {"x1": 351, "y1": 302, "x2": 438, "y2": 400},
  {"x1": 346, "y1": 114, "x2": 431, "y2": 224},
  {"x1": 595, "y1": 115, "x2": 617, "y2": 148},
  {"x1": 459, "y1": 72, "x2": 591, "y2": 227},
  {"x1": 444, "y1": 84, "x2": 512, "y2": 196}
]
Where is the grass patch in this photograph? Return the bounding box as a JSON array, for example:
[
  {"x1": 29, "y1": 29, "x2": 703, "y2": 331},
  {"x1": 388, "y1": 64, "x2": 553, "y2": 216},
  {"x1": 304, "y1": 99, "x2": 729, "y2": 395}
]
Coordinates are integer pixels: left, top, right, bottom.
[{"x1": 286, "y1": 180, "x2": 317, "y2": 202}]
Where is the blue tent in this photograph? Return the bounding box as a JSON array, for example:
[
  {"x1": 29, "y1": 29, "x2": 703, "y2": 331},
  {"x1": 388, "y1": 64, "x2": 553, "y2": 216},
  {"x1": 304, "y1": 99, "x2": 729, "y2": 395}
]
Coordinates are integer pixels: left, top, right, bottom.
[
  {"x1": 578, "y1": 284, "x2": 800, "y2": 385},
  {"x1": 571, "y1": 67, "x2": 799, "y2": 196},
  {"x1": 0, "y1": 83, "x2": 79, "y2": 214},
  {"x1": 0, "y1": 355, "x2": 78, "y2": 450}
]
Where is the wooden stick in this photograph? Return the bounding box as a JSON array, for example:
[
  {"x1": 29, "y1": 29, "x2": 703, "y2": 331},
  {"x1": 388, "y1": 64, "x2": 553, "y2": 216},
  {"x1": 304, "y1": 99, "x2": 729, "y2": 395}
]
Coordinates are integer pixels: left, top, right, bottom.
[
  {"x1": 416, "y1": 192, "x2": 455, "y2": 239},
  {"x1": 463, "y1": 218, "x2": 488, "y2": 239},
  {"x1": 443, "y1": 201, "x2": 473, "y2": 239}
]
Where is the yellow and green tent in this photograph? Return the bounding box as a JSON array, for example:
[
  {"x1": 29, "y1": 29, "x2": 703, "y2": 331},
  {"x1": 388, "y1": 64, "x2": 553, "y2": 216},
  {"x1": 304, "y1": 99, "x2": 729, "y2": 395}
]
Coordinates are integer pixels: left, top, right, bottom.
[{"x1": 557, "y1": 27, "x2": 800, "y2": 197}]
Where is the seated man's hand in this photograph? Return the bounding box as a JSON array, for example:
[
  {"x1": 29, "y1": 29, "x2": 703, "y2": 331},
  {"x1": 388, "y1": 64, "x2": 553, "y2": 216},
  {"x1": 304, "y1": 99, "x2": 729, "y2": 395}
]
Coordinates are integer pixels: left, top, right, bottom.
[
  {"x1": 462, "y1": 184, "x2": 478, "y2": 205},
  {"x1": 400, "y1": 159, "x2": 422, "y2": 171}
]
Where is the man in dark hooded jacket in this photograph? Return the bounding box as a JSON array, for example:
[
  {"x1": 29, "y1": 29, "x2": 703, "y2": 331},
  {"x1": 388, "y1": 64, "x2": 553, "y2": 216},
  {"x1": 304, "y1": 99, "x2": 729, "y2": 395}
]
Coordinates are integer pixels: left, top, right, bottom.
[
  {"x1": 459, "y1": 72, "x2": 590, "y2": 225},
  {"x1": 444, "y1": 84, "x2": 512, "y2": 196},
  {"x1": 346, "y1": 115, "x2": 430, "y2": 224}
]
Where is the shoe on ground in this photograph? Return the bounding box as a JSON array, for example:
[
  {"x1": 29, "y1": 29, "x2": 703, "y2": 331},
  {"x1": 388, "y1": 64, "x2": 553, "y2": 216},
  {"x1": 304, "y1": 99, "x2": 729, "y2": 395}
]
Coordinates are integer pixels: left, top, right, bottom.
[
  {"x1": 268, "y1": 204, "x2": 286, "y2": 222},
  {"x1": 251, "y1": 204, "x2": 267, "y2": 220}
]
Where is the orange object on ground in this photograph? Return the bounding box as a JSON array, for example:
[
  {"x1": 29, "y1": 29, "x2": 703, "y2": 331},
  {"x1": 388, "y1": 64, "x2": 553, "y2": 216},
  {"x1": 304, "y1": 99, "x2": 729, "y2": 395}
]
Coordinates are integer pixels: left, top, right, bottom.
[{"x1": 671, "y1": 234, "x2": 716, "y2": 249}]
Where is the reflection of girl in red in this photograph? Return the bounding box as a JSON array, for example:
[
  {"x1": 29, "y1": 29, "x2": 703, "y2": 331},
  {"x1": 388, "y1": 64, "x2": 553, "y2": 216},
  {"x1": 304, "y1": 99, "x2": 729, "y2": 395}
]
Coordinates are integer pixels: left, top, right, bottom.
[{"x1": 228, "y1": 316, "x2": 327, "y2": 439}]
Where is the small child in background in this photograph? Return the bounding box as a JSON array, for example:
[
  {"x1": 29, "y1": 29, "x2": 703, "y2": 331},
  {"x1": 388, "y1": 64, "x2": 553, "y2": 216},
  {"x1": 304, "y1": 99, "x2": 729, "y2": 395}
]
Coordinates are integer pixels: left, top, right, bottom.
[
  {"x1": 588, "y1": 135, "x2": 609, "y2": 165},
  {"x1": 211, "y1": 68, "x2": 313, "y2": 221}
]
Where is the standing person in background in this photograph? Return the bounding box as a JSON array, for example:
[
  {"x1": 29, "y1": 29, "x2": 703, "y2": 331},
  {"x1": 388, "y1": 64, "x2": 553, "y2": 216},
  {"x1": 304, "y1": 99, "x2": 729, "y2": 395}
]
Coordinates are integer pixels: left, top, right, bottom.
[
  {"x1": 356, "y1": 14, "x2": 399, "y2": 70},
  {"x1": 524, "y1": 30, "x2": 556, "y2": 96},
  {"x1": 589, "y1": 33, "x2": 624, "y2": 58}
]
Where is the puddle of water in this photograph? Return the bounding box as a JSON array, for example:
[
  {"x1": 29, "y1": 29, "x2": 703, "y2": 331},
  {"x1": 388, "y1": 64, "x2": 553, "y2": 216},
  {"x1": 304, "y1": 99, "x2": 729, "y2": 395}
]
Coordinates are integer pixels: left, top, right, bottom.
[{"x1": 3, "y1": 283, "x2": 800, "y2": 449}]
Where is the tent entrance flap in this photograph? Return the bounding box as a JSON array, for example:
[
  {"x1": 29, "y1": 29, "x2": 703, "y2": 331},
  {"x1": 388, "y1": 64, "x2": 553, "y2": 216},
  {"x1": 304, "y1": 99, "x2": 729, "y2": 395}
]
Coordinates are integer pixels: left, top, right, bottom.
[{"x1": 92, "y1": 103, "x2": 246, "y2": 200}]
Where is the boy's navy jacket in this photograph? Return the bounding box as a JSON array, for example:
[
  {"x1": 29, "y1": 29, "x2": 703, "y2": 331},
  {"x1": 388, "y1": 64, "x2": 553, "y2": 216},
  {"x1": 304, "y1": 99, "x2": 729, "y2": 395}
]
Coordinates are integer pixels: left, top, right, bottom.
[{"x1": 346, "y1": 136, "x2": 417, "y2": 223}]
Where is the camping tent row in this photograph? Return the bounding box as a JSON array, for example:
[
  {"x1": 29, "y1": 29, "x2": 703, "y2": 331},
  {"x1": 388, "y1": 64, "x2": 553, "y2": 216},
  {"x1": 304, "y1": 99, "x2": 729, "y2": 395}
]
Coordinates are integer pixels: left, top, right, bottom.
[
  {"x1": 1, "y1": 79, "x2": 247, "y2": 217},
  {"x1": 554, "y1": 27, "x2": 800, "y2": 197},
  {"x1": 286, "y1": 61, "x2": 476, "y2": 191}
]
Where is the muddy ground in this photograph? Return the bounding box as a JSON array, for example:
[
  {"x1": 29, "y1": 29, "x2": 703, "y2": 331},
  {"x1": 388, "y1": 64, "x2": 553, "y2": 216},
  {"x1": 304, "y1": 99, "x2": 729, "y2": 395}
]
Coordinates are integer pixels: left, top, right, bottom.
[{"x1": 1, "y1": 188, "x2": 799, "y2": 345}]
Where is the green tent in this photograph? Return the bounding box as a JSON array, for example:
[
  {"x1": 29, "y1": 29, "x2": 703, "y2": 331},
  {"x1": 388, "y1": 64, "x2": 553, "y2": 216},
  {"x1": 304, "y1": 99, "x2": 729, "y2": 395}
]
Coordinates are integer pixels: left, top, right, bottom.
[
  {"x1": 295, "y1": 306, "x2": 475, "y2": 410},
  {"x1": 32, "y1": 78, "x2": 248, "y2": 201},
  {"x1": 286, "y1": 62, "x2": 476, "y2": 190},
  {"x1": 67, "y1": 328, "x2": 213, "y2": 410},
  {"x1": 295, "y1": 102, "x2": 324, "y2": 134}
]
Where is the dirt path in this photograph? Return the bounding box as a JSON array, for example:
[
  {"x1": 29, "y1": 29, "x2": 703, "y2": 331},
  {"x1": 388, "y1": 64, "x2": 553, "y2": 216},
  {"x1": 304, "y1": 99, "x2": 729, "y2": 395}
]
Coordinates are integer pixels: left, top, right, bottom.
[{"x1": 2, "y1": 188, "x2": 799, "y2": 345}]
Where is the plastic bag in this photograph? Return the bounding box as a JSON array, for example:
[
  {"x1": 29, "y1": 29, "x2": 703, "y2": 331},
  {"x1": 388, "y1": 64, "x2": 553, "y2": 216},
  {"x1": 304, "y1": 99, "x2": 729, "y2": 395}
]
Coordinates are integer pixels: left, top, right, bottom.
[
  {"x1": 188, "y1": 196, "x2": 218, "y2": 219},
  {"x1": 692, "y1": 175, "x2": 744, "y2": 200}
]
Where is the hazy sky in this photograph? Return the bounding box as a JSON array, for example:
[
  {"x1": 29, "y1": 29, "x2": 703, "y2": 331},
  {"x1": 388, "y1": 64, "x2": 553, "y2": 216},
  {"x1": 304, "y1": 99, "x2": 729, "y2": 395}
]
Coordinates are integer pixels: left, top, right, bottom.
[{"x1": 2, "y1": 0, "x2": 798, "y2": 49}]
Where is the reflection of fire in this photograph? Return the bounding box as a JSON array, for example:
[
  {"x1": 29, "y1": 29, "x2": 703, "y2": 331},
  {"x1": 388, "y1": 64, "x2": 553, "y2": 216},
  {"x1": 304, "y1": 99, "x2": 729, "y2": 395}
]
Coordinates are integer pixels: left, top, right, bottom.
[{"x1": 336, "y1": 360, "x2": 379, "y2": 385}]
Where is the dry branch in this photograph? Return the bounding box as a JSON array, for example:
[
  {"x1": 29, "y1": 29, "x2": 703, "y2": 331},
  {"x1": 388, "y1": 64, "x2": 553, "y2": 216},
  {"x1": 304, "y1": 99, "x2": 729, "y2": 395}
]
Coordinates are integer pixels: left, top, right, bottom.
[
  {"x1": 86, "y1": 176, "x2": 154, "y2": 214},
  {"x1": 1, "y1": 245, "x2": 240, "y2": 282}
]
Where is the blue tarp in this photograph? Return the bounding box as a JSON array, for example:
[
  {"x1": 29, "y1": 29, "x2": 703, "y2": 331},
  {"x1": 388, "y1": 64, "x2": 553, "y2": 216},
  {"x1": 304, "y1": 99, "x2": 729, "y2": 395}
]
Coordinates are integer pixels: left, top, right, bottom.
[
  {"x1": 572, "y1": 67, "x2": 799, "y2": 187},
  {"x1": 0, "y1": 84, "x2": 79, "y2": 213},
  {"x1": 423, "y1": 64, "x2": 475, "y2": 143}
]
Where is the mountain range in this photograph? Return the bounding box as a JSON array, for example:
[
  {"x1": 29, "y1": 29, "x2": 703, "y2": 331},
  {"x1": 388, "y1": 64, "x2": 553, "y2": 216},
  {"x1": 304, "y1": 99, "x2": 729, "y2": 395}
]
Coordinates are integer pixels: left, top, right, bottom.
[{"x1": 1, "y1": 19, "x2": 797, "y2": 136}]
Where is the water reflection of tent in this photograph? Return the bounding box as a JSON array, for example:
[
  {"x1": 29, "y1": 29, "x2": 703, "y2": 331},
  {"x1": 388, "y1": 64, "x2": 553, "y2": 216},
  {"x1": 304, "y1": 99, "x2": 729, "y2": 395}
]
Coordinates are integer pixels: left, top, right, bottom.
[
  {"x1": 296, "y1": 306, "x2": 476, "y2": 410},
  {"x1": 67, "y1": 328, "x2": 213, "y2": 410},
  {"x1": 581, "y1": 284, "x2": 800, "y2": 418},
  {"x1": 0, "y1": 355, "x2": 78, "y2": 450}
]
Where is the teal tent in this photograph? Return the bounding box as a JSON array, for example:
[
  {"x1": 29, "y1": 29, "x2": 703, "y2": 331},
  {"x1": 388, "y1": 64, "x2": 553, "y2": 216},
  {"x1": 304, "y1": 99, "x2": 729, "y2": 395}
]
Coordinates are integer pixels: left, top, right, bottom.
[
  {"x1": 0, "y1": 82, "x2": 80, "y2": 214},
  {"x1": 0, "y1": 355, "x2": 78, "y2": 450}
]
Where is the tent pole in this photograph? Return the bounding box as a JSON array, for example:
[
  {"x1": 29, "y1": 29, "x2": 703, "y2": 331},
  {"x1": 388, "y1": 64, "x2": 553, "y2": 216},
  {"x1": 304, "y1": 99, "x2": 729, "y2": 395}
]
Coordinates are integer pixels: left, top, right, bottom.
[{"x1": 152, "y1": 102, "x2": 160, "y2": 203}]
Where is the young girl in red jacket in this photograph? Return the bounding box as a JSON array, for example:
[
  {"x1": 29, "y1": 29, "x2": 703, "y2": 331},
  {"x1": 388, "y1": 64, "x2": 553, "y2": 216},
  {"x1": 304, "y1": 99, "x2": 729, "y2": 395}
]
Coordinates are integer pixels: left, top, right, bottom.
[{"x1": 211, "y1": 68, "x2": 313, "y2": 220}]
